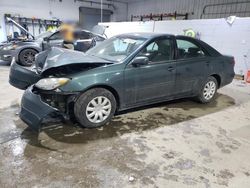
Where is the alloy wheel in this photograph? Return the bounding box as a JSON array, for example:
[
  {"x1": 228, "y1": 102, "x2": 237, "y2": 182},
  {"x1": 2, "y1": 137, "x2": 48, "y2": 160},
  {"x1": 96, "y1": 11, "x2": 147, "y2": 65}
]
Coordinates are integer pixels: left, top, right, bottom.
[{"x1": 23, "y1": 51, "x2": 35, "y2": 65}]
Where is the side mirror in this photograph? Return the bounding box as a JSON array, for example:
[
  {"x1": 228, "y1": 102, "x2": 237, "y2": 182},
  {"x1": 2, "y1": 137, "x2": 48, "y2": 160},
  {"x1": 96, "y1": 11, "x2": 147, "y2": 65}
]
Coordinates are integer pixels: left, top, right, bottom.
[
  {"x1": 131, "y1": 56, "x2": 149, "y2": 67},
  {"x1": 43, "y1": 37, "x2": 49, "y2": 42}
]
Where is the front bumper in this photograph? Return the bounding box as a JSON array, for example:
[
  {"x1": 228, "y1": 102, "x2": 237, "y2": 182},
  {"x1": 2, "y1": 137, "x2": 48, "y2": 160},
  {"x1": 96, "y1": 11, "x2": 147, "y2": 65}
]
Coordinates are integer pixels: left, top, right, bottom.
[
  {"x1": 9, "y1": 59, "x2": 41, "y2": 90},
  {"x1": 20, "y1": 87, "x2": 58, "y2": 131}
]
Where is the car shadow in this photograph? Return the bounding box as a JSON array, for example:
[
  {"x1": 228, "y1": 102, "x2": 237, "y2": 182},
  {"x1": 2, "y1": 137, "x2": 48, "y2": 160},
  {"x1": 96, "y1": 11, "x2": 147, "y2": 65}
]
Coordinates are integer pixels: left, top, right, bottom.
[{"x1": 20, "y1": 93, "x2": 235, "y2": 147}]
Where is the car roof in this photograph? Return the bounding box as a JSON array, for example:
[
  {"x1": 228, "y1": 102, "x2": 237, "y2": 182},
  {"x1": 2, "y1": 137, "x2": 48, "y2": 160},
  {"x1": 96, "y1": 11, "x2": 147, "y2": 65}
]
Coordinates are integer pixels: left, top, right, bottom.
[
  {"x1": 117, "y1": 32, "x2": 175, "y2": 39},
  {"x1": 115, "y1": 33, "x2": 221, "y2": 56},
  {"x1": 116, "y1": 33, "x2": 203, "y2": 41}
]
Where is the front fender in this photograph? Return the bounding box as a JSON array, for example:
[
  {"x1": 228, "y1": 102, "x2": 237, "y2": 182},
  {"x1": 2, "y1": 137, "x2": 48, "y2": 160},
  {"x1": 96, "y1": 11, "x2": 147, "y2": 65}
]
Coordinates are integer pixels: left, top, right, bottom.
[
  {"x1": 61, "y1": 69, "x2": 122, "y2": 91},
  {"x1": 59, "y1": 65, "x2": 124, "y2": 104}
]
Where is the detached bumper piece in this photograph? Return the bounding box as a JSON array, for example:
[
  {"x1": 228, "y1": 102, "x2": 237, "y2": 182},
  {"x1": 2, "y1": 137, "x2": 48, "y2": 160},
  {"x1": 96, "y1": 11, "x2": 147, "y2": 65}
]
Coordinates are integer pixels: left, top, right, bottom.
[
  {"x1": 9, "y1": 60, "x2": 41, "y2": 90},
  {"x1": 20, "y1": 87, "x2": 58, "y2": 131}
]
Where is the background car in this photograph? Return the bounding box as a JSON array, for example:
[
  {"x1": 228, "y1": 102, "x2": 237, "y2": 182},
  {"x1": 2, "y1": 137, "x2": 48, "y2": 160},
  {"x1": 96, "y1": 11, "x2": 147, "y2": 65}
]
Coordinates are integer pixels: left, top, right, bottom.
[
  {"x1": 0, "y1": 18, "x2": 106, "y2": 66},
  {"x1": 0, "y1": 29, "x2": 106, "y2": 66},
  {"x1": 9, "y1": 33, "x2": 235, "y2": 131},
  {"x1": 0, "y1": 31, "x2": 50, "y2": 65}
]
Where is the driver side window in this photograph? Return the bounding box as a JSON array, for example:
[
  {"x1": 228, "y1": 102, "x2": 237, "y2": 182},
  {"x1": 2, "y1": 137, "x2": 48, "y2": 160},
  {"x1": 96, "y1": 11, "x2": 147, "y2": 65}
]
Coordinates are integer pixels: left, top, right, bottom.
[{"x1": 137, "y1": 38, "x2": 172, "y2": 64}]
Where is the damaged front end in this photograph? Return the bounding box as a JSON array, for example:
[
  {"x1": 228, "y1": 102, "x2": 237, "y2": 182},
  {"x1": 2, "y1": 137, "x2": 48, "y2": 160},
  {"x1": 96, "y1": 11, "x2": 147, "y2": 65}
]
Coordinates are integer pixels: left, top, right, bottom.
[
  {"x1": 9, "y1": 58, "x2": 41, "y2": 90},
  {"x1": 20, "y1": 86, "x2": 78, "y2": 131},
  {"x1": 9, "y1": 47, "x2": 112, "y2": 89},
  {"x1": 9, "y1": 47, "x2": 113, "y2": 131}
]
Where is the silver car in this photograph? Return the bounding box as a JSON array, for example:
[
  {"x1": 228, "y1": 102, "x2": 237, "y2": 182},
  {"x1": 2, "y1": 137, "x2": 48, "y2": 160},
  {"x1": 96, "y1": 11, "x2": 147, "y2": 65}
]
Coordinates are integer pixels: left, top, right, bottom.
[
  {"x1": 0, "y1": 18, "x2": 106, "y2": 66},
  {"x1": 0, "y1": 31, "x2": 51, "y2": 65}
]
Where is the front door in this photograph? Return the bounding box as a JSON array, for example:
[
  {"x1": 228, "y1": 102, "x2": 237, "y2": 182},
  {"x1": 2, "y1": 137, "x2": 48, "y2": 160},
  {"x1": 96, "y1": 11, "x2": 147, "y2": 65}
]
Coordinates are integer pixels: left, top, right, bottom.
[{"x1": 124, "y1": 37, "x2": 176, "y2": 105}]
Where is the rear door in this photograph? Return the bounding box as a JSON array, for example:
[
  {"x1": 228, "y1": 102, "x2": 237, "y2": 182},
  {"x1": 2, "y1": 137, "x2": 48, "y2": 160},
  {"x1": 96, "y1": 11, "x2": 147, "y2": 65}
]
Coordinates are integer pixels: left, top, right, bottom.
[{"x1": 174, "y1": 37, "x2": 211, "y2": 95}]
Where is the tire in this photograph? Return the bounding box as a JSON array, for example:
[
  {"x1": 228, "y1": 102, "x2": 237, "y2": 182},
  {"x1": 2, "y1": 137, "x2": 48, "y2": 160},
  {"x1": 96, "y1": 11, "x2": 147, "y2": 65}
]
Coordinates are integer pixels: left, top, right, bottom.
[
  {"x1": 19, "y1": 49, "x2": 38, "y2": 66},
  {"x1": 196, "y1": 76, "x2": 218, "y2": 103},
  {"x1": 74, "y1": 88, "x2": 117, "y2": 128}
]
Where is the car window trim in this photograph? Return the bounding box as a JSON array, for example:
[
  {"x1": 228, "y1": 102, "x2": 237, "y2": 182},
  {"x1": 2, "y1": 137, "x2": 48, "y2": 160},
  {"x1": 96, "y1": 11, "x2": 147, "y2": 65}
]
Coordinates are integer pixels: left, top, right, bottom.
[
  {"x1": 147, "y1": 59, "x2": 177, "y2": 66},
  {"x1": 175, "y1": 56, "x2": 210, "y2": 63}
]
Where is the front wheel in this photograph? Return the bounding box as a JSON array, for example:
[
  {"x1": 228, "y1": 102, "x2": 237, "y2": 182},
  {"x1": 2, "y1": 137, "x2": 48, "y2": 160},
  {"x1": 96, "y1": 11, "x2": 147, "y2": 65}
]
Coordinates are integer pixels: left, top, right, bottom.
[
  {"x1": 196, "y1": 76, "x2": 218, "y2": 103},
  {"x1": 74, "y1": 88, "x2": 117, "y2": 128}
]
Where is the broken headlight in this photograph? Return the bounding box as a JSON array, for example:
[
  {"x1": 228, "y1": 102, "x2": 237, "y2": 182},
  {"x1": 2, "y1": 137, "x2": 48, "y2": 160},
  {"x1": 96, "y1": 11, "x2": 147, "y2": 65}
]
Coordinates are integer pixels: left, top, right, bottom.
[{"x1": 35, "y1": 78, "x2": 70, "y2": 90}]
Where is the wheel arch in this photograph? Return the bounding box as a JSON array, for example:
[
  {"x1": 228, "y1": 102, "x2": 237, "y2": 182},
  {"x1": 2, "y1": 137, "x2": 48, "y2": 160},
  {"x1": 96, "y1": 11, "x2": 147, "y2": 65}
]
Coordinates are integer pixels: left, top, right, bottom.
[
  {"x1": 82, "y1": 84, "x2": 121, "y2": 110},
  {"x1": 210, "y1": 74, "x2": 221, "y2": 88}
]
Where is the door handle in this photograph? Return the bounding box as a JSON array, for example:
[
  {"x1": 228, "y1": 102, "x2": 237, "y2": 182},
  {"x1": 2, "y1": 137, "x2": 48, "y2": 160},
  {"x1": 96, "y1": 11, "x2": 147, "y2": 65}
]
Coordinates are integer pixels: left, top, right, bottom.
[{"x1": 167, "y1": 66, "x2": 175, "y2": 72}]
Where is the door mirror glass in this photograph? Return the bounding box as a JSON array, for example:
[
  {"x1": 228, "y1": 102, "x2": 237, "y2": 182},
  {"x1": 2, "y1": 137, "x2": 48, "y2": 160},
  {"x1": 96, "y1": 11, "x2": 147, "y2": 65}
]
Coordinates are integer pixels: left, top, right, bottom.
[{"x1": 131, "y1": 56, "x2": 149, "y2": 67}]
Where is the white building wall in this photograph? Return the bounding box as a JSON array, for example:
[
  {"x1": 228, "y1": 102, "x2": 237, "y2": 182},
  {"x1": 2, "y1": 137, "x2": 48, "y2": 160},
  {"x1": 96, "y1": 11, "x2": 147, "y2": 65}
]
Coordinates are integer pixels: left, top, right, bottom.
[
  {"x1": 154, "y1": 18, "x2": 250, "y2": 76},
  {"x1": 100, "y1": 17, "x2": 250, "y2": 76},
  {"x1": 0, "y1": 0, "x2": 128, "y2": 42},
  {"x1": 128, "y1": 0, "x2": 250, "y2": 20}
]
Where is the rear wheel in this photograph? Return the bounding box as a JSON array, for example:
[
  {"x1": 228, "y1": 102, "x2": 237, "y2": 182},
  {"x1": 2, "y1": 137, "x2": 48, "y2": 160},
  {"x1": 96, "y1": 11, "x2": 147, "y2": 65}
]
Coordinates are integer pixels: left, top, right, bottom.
[
  {"x1": 74, "y1": 88, "x2": 116, "y2": 128},
  {"x1": 19, "y1": 49, "x2": 38, "y2": 66},
  {"x1": 196, "y1": 76, "x2": 218, "y2": 103}
]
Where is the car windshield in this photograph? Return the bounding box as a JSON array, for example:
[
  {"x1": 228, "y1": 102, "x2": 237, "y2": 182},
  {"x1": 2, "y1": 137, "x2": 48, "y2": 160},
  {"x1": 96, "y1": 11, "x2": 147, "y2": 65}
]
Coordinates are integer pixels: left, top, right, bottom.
[
  {"x1": 86, "y1": 36, "x2": 146, "y2": 62},
  {"x1": 35, "y1": 31, "x2": 53, "y2": 40}
]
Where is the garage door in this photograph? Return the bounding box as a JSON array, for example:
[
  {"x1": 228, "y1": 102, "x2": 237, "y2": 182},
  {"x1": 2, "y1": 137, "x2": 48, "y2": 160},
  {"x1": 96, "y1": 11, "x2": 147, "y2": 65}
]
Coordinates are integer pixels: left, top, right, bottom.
[{"x1": 79, "y1": 7, "x2": 112, "y2": 31}]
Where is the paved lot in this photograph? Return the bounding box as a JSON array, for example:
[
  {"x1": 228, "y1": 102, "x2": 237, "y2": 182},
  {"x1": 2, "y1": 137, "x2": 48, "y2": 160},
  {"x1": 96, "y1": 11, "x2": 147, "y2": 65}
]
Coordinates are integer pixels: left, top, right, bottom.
[{"x1": 0, "y1": 64, "x2": 250, "y2": 188}]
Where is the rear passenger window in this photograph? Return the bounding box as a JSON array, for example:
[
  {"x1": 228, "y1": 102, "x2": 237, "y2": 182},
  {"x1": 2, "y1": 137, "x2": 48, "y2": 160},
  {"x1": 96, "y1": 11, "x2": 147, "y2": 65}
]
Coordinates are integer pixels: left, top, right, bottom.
[{"x1": 177, "y1": 39, "x2": 206, "y2": 59}]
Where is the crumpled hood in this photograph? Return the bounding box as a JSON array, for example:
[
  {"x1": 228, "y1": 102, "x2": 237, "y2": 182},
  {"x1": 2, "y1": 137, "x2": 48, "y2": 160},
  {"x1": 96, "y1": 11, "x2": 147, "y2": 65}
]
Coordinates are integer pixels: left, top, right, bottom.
[{"x1": 38, "y1": 47, "x2": 113, "y2": 72}]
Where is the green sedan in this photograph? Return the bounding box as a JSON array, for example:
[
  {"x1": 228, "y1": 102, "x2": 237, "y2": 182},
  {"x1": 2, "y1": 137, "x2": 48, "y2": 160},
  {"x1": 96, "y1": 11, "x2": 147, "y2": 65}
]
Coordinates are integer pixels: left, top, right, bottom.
[{"x1": 9, "y1": 33, "x2": 235, "y2": 131}]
